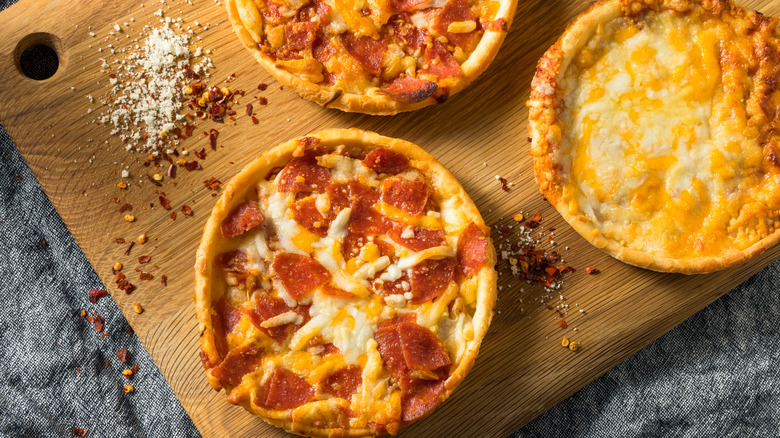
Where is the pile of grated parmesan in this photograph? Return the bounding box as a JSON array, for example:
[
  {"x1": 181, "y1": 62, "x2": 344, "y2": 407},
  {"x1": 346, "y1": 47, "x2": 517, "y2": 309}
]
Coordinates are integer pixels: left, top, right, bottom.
[{"x1": 95, "y1": 15, "x2": 213, "y2": 152}]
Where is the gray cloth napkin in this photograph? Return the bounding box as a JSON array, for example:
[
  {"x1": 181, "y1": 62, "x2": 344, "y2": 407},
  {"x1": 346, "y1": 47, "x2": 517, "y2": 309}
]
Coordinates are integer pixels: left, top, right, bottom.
[{"x1": 2, "y1": 0, "x2": 780, "y2": 436}]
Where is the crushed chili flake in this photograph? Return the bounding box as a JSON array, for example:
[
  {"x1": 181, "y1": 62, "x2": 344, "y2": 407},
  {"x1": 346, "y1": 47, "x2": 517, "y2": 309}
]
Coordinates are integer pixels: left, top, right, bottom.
[
  {"x1": 161, "y1": 274, "x2": 168, "y2": 286},
  {"x1": 181, "y1": 205, "x2": 193, "y2": 216},
  {"x1": 251, "y1": 115, "x2": 259, "y2": 124},
  {"x1": 498, "y1": 177, "x2": 510, "y2": 191},
  {"x1": 72, "y1": 427, "x2": 88, "y2": 437},
  {"x1": 245, "y1": 103, "x2": 253, "y2": 116},
  {"x1": 257, "y1": 83, "x2": 267, "y2": 91},
  {"x1": 183, "y1": 161, "x2": 201, "y2": 171},
  {"x1": 116, "y1": 348, "x2": 129, "y2": 363},
  {"x1": 585, "y1": 266, "x2": 599, "y2": 275},
  {"x1": 167, "y1": 164, "x2": 177, "y2": 178},
  {"x1": 170, "y1": 211, "x2": 177, "y2": 220},
  {"x1": 258, "y1": 96, "x2": 267, "y2": 105},
  {"x1": 139, "y1": 271, "x2": 153, "y2": 280},
  {"x1": 499, "y1": 226, "x2": 512, "y2": 237},
  {"x1": 525, "y1": 220, "x2": 540, "y2": 229},
  {"x1": 159, "y1": 196, "x2": 171, "y2": 210},
  {"x1": 203, "y1": 177, "x2": 221, "y2": 190},
  {"x1": 146, "y1": 174, "x2": 162, "y2": 187},
  {"x1": 116, "y1": 238, "x2": 126, "y2": 244},
  {"x1": 124, "y1": 242, "x2": 135, "y2": 255},
  {"x1": 209, "y1": 129, "x2": 219, "y2": 150},
  {"x1": 194, "y1": 148, "x2": 207, "y2": 159},
  {"x1": 88, "y1": 289, "x2": 108, "y2": 304},
  {"x1": 118, "y1": 203, "x2": 133, "y2": 213},
  {"x1": 92, "y1": 314, "x2": 105, "y2": 332},
  {"x1": 533, "y1": 212, "x2": 542, "y2": 221},
  {"x1": 79, "y1": 309, "x2": 86, "y2": 317},
  {"x1": 138, "y1": 255, "x2": 151, "y2": 264},
  {"x1": 558, "y1": 319, "x2": 567, "y2": 329}
]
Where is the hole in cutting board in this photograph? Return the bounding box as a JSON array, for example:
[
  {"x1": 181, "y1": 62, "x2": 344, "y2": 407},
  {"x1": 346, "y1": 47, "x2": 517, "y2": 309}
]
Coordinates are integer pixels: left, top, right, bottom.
[{"x1": 14, "y1": 33, "x2": 64, "y2": 80}]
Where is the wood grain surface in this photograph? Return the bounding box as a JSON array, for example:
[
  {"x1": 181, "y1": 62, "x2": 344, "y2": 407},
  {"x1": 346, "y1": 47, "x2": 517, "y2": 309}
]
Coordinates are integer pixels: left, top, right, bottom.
[{"x1": 1, "y1": 0, "x2": 779, "y2": 436}]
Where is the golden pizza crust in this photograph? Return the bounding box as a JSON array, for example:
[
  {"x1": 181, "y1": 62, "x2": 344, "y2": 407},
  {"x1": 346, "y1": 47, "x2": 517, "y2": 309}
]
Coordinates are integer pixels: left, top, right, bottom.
[
  {"x1": 194, "y1": 129, "x2": 497, "y2": 436},
  {"x1": 528, "y1": 0, "x2": 780, "y2": 273},
  {"x1": 225, "y1": 0, "x2": 516, "y2": 115}
]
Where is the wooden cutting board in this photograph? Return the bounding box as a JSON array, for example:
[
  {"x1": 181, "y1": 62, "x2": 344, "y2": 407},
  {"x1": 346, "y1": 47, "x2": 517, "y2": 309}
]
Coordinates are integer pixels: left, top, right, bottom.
[{"x1": 2, "y1": 0, "x2": 779, "y2": 436}]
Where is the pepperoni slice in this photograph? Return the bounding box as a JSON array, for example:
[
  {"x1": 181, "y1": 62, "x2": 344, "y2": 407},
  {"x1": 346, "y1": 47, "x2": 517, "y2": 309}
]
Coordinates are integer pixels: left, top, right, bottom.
[
  {"x1": 375, "y1": 325, "x2": 407, "y2": 380},
  {"x1": 278, "y1": 156, "x2": 331, "y2": 193},
  {"x1": 291, "y1": 196, "x2": 329, "y2": 237},
  {"x1": 214, "y1": 250, "x2": 249, "y2": 274},
  {"x1": 400, "y1": 377, "x2": 445, "y2": 423},
  {"x1": 221, "y1": 202, "x2": 265, "y2": 238},
  {"x1": 284, "y1": 21, "x2": 319, "y2": 52},
  {"x1": 248, "y1": 294, "x2": 292, "y2": 342},
  {"x1": 433, "y1": 0, "x2": 477, "y2": 50},
  {"x1": 340, "y1": 33, "x2": 387, "y2": 76},
  {"x1": 320, "y1": 365, "x2": 363, "y2": 400},
  {"x1": 398, "y1": 322, "x2": 451, "y2": 371},
  {"x1": 339, "y1": 33, "x2": 386, "y2": 76},
  {"x1": 213, "y1": 298, "x2": 243, "y2": 358},
  {"x1": 381, "y1": 175, "x2": 429, "y2": 216},
  {"x1": 379, "y1": 271, "x2": 410, "y2": 296},
  {"x1": 211, "y1": 343, "x2": 265, "y2": 386},
  {"x1": 388, "y1": 225, "x2": 446, "y2": 251},
  {"x1": 363, "y1": 148, "x2": 411, "y2": 175},
  {"x1": 327, "y1": 181, "x2": 379, "y2": 219},
  {"x1": 421, "y1": 40, "x2": 461, "y2": 79},
  {"x1": 457, "y1": 222, "x2": 489, "y2": 277},
  {"x1": 272, "y1": 253, "x2": 330, "y2": 299},
  {"x1": 348, "y1": 202, "x2": 394, "y2": 235},
  {"x1": 377, "y1": 313, "x2": 417, "y2": 330},
  {"x1": 321, "y1": 285, "x2": 355, "y2": 298},
  {"x1": 258, "y1": 368, "x2": 315, "y2": 410},
  {"x1": 378, "y1": 76, "x2": 438, "y2": 104},
  {"x1": 409, "y1": 258, "x2": 456, "y2": 304}
]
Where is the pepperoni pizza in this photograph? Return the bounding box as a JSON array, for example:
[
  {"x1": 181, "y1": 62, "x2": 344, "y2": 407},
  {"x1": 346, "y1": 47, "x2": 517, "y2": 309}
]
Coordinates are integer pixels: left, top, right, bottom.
[
  {"x1": 225, "y1": 0, "x2": 517, "y2": 114},
  {"x1": 195, "y1": 129, "x2": 497, "y2": 436}
]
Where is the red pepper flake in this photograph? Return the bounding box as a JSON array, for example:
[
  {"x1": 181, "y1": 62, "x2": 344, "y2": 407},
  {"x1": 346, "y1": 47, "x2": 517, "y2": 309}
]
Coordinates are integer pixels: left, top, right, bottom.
[
  {"x1": 184, "y1": 124, "x2": 195, "y2": 137},
  {"x1": 160, "y1": 275, "x2": 168, "y2": 286},
  {"x1": 116, "y1": 348, "x2": 129, "y2": 363},
  {"x1": 72, "y1": 427, "x2": 88, "y2": 437},
  {"x1": 88, "y1": 289, "x2": 108, "y2": 304},
  {"x1": 257, "y1": 83, "x2": 268, "y2": 91},
  {"x1": 116, "y1": 238, "x2": 126, "y2": 244},
  {"x1": 194, "y1": 148, "x2": 207, "y2": 159},
  {"x1": 558, "y1": 319, "x2": 567, "y2": 329},
  {"x1": 100, "y1": 332, "x2": 109, "y2": 339},
  {"x1": 181, "y1": 205, "x2": 193, "y2": 216},
  {"x1": 586, "y1": 266, "x2": 599, "y2": 275},
  {"x1": 159, "y1": 196, "x2": 171, "y2": 210},
  {"x1": 139, "y1": 271, "x2": 153, "y2": 280},
  {"x1": 246, "y1": 103, "x2": 253, "y2": 116},
  {"x1": 203, "y1": 177, "x2": 221, "y2": 190},
  {"x1": 167, "y1": 164, "x2": 177, "y2": 178},
  {"x1": 525, "y1": 220, "x2": 540, "y2": 229},
  {"x1": 118, "y1": 203, "x2": 133, "y2": 213},
  {"x1": 123, "y1": 282, "x2": 136, "y2": 294},
  {"x1": 499, "y1": 226, "x2": 512, "y2": 237},
  {"x1": 15, "y1": 174, "x2": 21, "y2": 180},
  {"x1": 138, "y1": 255, "x2": 151, "y2": 264},
  {"x1": 251, "y1": 115, "x2": 259, "y2": 124},
  {"x1": 79, "y1": 309, "x2": 86, "y2": 317},
  {"x1": 498, "y1": 177, "x2": 510, "y2": 191},
  {"x1": 533, "y1": 211, "x2": 542, "y2": 221},
  {"x1": 209, "y1": 129, "x2": 219, "y2": 150},
  {"x1": 93, "y1": 314, "x2": 104, "y2": 332},
  {"x1": 183, "y1": 161, "x2": 201, "y2": 171},
  {"x1": 258, "y1": 96, "x2": 267, "y2": 105},
  {"x1": 124, "y1": 242, "x2": 135, "y2": 255},
  {"x1": 146, "y1": 174, "x2": 162, "y2": 187}
]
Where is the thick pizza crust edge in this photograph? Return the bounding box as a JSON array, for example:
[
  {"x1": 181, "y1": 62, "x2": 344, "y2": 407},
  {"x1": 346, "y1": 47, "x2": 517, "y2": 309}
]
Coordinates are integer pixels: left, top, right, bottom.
[
  {"x1": 527, "y1": 0, "x2": 780, "y2": 274},
  {"x1": 194, "y1": 128, "x2": 497, "y2": 436},
  {"x1": 225, "y1": 0, "x2": 517, "y2": 115}
]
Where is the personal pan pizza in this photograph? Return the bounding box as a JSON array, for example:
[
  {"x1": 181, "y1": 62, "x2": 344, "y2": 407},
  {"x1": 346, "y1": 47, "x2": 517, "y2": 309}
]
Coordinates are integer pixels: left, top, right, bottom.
[
  {"x1": 225, "y1": 0, "x2": 517, "y2": 114},
  {"x1": 195, "y1": 129, "x2": 496, "y2": 436},
  {"x1": 528, "y1": 0, "x2": 780, "y2": 273}
]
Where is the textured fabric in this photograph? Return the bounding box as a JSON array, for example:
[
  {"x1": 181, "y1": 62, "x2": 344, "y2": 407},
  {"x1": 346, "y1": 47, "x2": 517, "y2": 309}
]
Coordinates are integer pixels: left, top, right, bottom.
[
  {"x1": 2, "y1": 0, "x2": 780, "y2": 436},
  {"x1": 0, "y1": 127, "x2": 199, "y2": 437}
]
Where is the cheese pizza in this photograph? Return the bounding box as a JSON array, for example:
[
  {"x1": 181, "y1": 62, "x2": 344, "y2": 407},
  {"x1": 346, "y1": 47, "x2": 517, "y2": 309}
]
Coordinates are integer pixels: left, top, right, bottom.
[
  {"x1": 195, "y1": 129, "x2": 496, "y2": 436},
  {"x1": 528, "y1": 0, "x2": 780, "y2": 273},
  {"x1": 225, "y1": 0, "x2": 516, "y2": 114}
]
